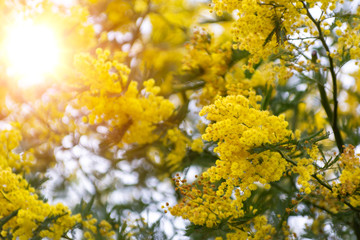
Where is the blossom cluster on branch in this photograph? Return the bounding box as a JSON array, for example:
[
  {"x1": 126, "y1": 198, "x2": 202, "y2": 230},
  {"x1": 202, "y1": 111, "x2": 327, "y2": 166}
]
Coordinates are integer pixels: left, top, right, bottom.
[{"x1": 1, "y1": 0, "x2": 360, "y2": 239}]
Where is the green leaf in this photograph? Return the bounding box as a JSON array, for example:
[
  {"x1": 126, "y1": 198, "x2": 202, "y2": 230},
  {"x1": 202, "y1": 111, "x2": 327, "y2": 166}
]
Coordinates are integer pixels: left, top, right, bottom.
[{"x1": 0, "y1": 209, "x2": 19, "y2": 230}]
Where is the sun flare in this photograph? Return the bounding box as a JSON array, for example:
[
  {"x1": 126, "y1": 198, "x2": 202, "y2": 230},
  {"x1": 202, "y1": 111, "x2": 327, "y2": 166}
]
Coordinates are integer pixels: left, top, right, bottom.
[{"x1": 4, "y1": 21, "x2": 61, "y2": 86}]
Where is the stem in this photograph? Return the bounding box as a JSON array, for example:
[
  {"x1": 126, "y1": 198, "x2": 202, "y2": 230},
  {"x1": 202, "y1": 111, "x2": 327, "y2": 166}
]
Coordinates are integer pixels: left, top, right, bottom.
[
  {"x1": 278, "y1": 149, "x2": 360, "y2": 212},
  {"x1": 315, "y1": 72, "x2": 333, "y2": 124},
  {"x1": 303, "y1": 199, "x2": 337, "y2": 216},
  {"x1": 302, "y1": 1, "x2": 344, "y2": 152}
]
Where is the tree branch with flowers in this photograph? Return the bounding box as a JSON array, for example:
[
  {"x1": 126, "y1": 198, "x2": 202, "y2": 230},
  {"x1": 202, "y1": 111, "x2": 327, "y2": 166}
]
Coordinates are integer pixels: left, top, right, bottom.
[{"x1": 1, "y1": 0, "x2": 360, "y2": 239}]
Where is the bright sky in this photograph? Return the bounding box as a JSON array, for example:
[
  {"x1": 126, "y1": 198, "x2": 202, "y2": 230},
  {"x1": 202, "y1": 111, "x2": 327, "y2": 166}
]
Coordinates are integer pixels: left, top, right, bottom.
[{"x1": 3, "y1": 20, "x2": 61, "y2": 87}]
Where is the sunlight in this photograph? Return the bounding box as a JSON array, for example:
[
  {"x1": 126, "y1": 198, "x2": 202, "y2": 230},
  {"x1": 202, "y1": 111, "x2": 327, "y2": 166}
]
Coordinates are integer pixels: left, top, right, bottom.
[{"x1": 4, "y1": 21, "x2": 61, "y2": 87}]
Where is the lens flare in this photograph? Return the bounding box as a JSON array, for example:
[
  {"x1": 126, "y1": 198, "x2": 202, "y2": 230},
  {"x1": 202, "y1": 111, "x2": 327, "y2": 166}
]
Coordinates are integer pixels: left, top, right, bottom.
[{"x1": 4, "y1": 21, "x2": 60, "y2": 86}]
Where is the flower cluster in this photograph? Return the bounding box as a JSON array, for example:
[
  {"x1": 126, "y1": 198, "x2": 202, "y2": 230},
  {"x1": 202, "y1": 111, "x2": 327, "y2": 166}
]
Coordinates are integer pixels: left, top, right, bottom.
[
  {"x1": 182, "y1": 29, "x2": 232, "y2": 105},
  {"x1": 200, "y1": 95, "x2": 291, "y2": 157},
  {"x1": 211, "y1": 0, "x2": 343, "y2": 69},
  {"x1": 0, "y1": 170, "x2": 76, "y2": 240},
  {"x1": 0, "y1": 127, "x2": 115, "y2": 239},
  {"x1": 181, "y1": 28, "x2": 291, "y2": 107},
  {"x1": 168, "y1": 174, "x2": 274, "y2": 239},
  {"x1": 292, "y1": 155, "x2": 317, "y2": 195},
  {"x1": 169, "y1": 95, "x2": 293, "y2": 237},
  {"x1": 163, "y1": 128, "x2": 191, "y2": 172},
  {"x1": 333, "y1": 145, "x2": 360, "y2": 207},
  {"x1": 223, "y1": 215, "x2": 274, "y2": 240},
  {"x1": 199, "y1": 95, "x2": 292, "y2": 197},
  {"x1": 146, "y1": 129, "x2": 204, "y2": 173},
  {"x1": 334, "y1": 11, "x2": 360, "y2": 62},
  {"x1": 72, "y1": 49, "x2": 175, "y2": 146},
  {"x1": 0, "y1": 126, "x2": 34, "y2": 172}
]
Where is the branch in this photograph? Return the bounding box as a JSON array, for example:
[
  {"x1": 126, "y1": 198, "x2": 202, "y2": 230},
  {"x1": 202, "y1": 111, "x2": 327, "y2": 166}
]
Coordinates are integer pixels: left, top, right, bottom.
[
  {"x1": 302, "y1": 1, "x2": 344, "y2": 152},
  {"x1": 278, "y1": 149, "x2": 360, "y2": 212}
]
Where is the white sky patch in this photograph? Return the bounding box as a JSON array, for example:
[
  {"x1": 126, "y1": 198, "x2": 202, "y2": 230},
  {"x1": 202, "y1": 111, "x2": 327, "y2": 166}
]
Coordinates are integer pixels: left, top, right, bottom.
[
  {"x1": 288, "y1": 215, "x2": 313, "y2": 238},
  {"x1": 140, "y1": 17, "x2": 152, "y2": 37},
  {"x1": 4, "y1": 20, "x2": 61, "y2": 87},
  {"x1": 208, "y1": 23, "x2": 224, "y2": 36}
]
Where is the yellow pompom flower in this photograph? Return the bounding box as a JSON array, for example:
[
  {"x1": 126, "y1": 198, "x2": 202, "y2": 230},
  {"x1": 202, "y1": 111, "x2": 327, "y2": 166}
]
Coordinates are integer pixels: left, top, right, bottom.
[{"x1": 71, "y1": 49, "x2": 175, "y2": 146}]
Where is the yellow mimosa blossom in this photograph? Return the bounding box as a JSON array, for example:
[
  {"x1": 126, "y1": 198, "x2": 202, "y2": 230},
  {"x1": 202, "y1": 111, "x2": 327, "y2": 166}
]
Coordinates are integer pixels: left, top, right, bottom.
[{"x1": 71, "y1": 49, "x2": 175, "y2": 146}]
